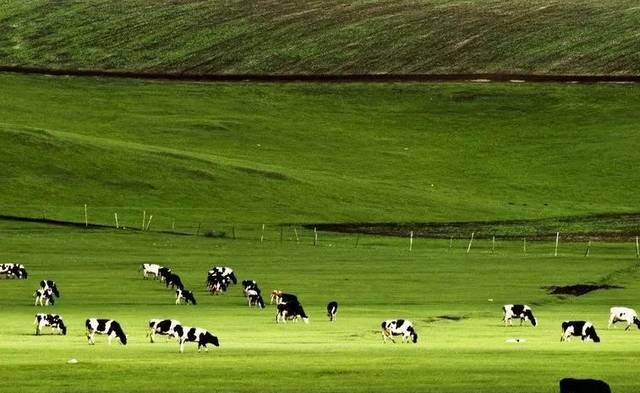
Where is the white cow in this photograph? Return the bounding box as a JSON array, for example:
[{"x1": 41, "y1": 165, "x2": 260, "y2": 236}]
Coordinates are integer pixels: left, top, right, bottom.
[{"x1": 608, "y1": 307, "x2": 640, "y2": 330}]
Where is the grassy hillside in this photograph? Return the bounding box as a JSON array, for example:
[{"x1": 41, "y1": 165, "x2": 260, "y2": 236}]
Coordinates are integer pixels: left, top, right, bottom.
[
  {"x1": 1, "y1": 1, "x2": 640, "y2": 75},
  {"x1": 1, "y1": 73, "x2": 639, "y2": 228},
  {"x1": 1, "y1": 220, "x2": 640, "y2": 392}
]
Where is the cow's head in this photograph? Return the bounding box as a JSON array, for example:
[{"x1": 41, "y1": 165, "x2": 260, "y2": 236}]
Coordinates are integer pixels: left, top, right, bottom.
[
  {"x1": 586, "y1": 326, "x2": 600, "y2": 343},
  {"x1": 59, "y1": 320, "x2": 67, "y2": 335},
  {"x1": 188, "y1": 292, "x2": 197, "y2": 305},
  {"x1": 408, "y1": 326, "x2": 418, "y2": 343},
  {"x1": 203, "y1": 332, "x2": 220, "y2": 347},
  {"x1": 525, "y1": 309, "x2": 537, "y2": 327},
  {"x1": 634, "y1": 317, "x2": 640, "y2": 330},
  {"x1": 51, "y1": 284, "x2": 60, "y2": 298}
]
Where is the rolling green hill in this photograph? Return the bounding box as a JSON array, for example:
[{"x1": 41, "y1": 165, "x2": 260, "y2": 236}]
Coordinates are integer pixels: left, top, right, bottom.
[
  {"x1": 1, "y1": 73, "x2": 639, "y2": 229},
  {"x1": 1, "y1": 0, "x2": 640, "y2": 75}
]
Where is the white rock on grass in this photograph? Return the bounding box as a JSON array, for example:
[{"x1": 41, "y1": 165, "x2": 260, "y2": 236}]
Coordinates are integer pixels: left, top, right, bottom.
[
  {"x1": 505, "y1": 338, "x2": 527, "y2": 344},
  {"x1": 67, "y1": 358, "x2": 78, "y2": 364}
]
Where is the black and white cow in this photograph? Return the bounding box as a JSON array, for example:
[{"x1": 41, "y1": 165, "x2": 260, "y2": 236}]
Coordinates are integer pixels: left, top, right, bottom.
[
  {"x1": 276, "y1": 293, "x2": 299, "y2": 305},
  {"x1": 34, "y1": 313, "x2": 67, "y2": 335},
  {"x1": 40, "y1": 280, "x2": 60, "y2": 298},
  {"x1": 176, "y1": 288, "x2": 197, "y2": 305},
  {"x1": 165, "y1": 273, "x2": 184, "y2": 290},
  {"x1": 327, "y1": 301, "x2": 338, "y2": 322},
  {"x1": 381, "y1": 319, "x2": 418, "y2": 343},
  {"x1": 276, "y1": 302, "x2": 309, "y2": 323},
  {"x1": 0, "y1": 263, "x2": 27, "y2": 279},
  {"x1": 561, "y1": 320, "x2": 600, "y2": 343},
  {"x1": 207, "y1": 276, "x2": 227, "y2": 295},
  {"x1": 246, "y1": 289, "x2": 265, "y2": 309},
  {"x1": 148, "y1": 319, "x2": 182, "y2": 343},
  {"x1": 209, "y1": 266, "x2": 237, "y2": 285},
  {"x1": 86, "y1": 318, "x2": 127, "y2": 345},
  {"x1": 502, "y1": 304, "x2": 537, "y2": 327},
  {"x1": 34, "y1": 288, "x2": 55, "y2": 306},
  {"x1": 608, "y1": 307, "x2": 640, "y2": 330},
  {"x1": 559, "y1": 378, "x2": 611, "y2": 393},
  {"x1": 176, "y1": 326, "x2": 220, "y2": 353},
  {"x1": 141, "y1": 263, "x2": 170, "y2": 280}
]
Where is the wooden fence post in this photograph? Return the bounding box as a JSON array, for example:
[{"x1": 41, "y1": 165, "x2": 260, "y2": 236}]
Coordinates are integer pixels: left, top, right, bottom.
[
  {"x1": 636, "y1": 236, "x2": 639, "y2": 259},
  {"x1": 466, "y1": 232, "x2": 474, "y2": 254},
  {"x1": 114, "y1": 213, "x2": 119, "y2": 229},
  {"x1": 491, "y1": 235, "x2": 496, "y2": 254},
  {"x1": 145, "y1": 215, "x2": 153, "y2": 231},
  {"x1": 293, "y1": 227, "x2": 299, "y2": 243},
  {"x1": 554, "y1": 232, "x2": 560, "y2": 257},
  {"x1": 409, "y1": 231, "x2": 414, "y2": 251},
  {"x1": 84, "y1": 204, "x2": 88, "y2": 227},
  {"x1": 523, "y1": 237, "x2": 527, "y2": 255},
  {"x1": 260, "y1": 224, "x2": 265, "y2": 243},
  {"x1": 314, "y1": 227, "x2": 318, "y2": 246},
  {"x1": 585, "y1": 239, "x2": 591, "y2": 257}
]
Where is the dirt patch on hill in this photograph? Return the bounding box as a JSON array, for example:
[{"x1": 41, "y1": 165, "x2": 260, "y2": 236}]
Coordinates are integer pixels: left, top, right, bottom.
[
  {"x1": 423, "y1": 315, "x2": 468, "y2": 324},
  {"x1": 544, "y1": 284, "x2": 623, "y2": 296}
]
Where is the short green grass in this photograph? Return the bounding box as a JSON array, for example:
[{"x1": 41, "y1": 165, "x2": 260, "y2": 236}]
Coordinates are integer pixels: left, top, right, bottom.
[
  {"x1": 1, "y1": 220, "x2": 639, "y2": 392},
  {"x1": 1, "y1": 73, "x2": 639, "y2": 231},
  {"x1": 1, "y1": 1, "x2": 640, "y2": 75}
]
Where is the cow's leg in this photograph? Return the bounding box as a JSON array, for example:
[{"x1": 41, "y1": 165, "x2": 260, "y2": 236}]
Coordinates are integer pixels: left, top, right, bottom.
[
  {"x1": 150, "y1": 329, "x2": 155, "y2": 343},
  {"x1": 108, "y1": 332, "x2": 114, "y2": 345},
  {"x1": 179, "y1": 340, "x2": 185, "y2": 353},
  {"x1": 608, "y1": 314, "x2": 615, "y2": 329},
  {"x1": 625, "y1": 321, "x2": 632, "y2": 331}
]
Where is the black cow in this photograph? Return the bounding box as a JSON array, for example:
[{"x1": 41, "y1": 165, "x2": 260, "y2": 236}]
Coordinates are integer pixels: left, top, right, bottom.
[
  {"x1": 276, "y1": 302, "x2": 309, "y2": 323},
  {"x1": 559, "y1": 378, "x2": 611, "y2": 393},
  {"x1": 165, "y1": 273, "x2": 184, "y2": 290},
  {"x1": 561, "y1": 320, "x2": 600, "y2": 342},
  {"x1": 327, "y1": 301, "x2": 338, "y2": 322}
]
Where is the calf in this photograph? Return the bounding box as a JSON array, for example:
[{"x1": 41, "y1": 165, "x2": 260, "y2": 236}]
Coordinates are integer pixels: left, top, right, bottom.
[
  {"x1": 40, "y1": 280, "x2": 60, "y2": 298},
  {"x1": 176, "y1": 288, "x2": 197, "y2": 305},
  {"x1": 559, "y1": 378, "x2": 611, "y2": 393},
  {"x1": 86, "y1": 318, "x2": 127, "y2": 345},
  {"x1": 561, "y1": 320, "x2": 600, "y2": 343},
  {"x1": 34, "y1": 313, "x2": 67, "y2": 335},
  {"x1": 34, "y1": 288, "x2": 55, "y2": 306},
  {"x1": 176, "y1": 326, "x2": 220, "y2": 353},
  {"x1": 276, "y1": 302, "x2": 309, "y2": 323},
  {"x1": 327, "y1": 301, "x2": 338, "y2": 322},
  {"x1": 502, "y1": 304, "x2": 537, "y2": 327},
  {"x1": 165, "y1": 273, "x2": 184, "y2": 290},
  {"x1": 608, "y1": 306, "x2": 640, "y2": 330},
  {"x1": 246, "y1": 289, "x2": 265, "y2": 309},
  {"x1": 381, "y1": 319, "x2": 418, "y2": 343},
  {"x1": 148, "y1": 319, "x2": 181, "y2": 343}
]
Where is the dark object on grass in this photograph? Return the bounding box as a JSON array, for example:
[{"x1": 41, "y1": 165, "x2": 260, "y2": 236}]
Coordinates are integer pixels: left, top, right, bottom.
[
  {"x1": 545, "y1": 284, "x2": 623, "y2": 296},
  {"x1": 559, "y1": 378, "x2": 611, "y2": 393}
]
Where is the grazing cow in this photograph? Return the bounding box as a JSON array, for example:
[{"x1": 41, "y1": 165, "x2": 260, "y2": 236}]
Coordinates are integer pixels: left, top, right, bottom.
[
  {"x1": 40, "y1": 280, "x2": 60, "y2": 298},
  {"x1": 246, "y1": 289, "x2": 265, "y2": 309},
  {"x1": 34, "y1": 288, "x2": 55, "y2": 306},
  {"x1": 559, "y1": 378, "x2": 611, "y2": 393},
  {"x1": 175, "y1": 288, "x2": 197, "y2": 305},
  {"x1": 177, "y1": 326, "x2": 220, "y2": 353},
  {"x1": 207, "y1": 278, "x2": 227, "y2": 295},
  {"x1": 209, "y1": 266, "x2": 237, "y2": 285},
  {"x1": 608, "y1": 307, "x2": 640, "y2": 330},
  {"x1": 34, "y1": 313, "x2": 67, "y2": 335},
  {"x1": 85, "y1": 318, "x2": 127, "y2": 345},
  {"x1": 381, "y1": 319, "x2": 418, "y2": 343},
  {"x1": 327, "y1": 301, "x2": 338, "y2": 322},
  {"x1": 148, "y1": 319, "x2": 182, "y2": 343},
  {"x1": 165, "y1": 273, "x2": 184, "y2": 290},
  {"x1": 561, "y1": 320, "x2": 600, "y2": 343},
  {"x1": 141, "y1": 263, "x2": 170, "y2": 280},
  {"x1": 276, "y1": 302, "x2": 309, "y2": 323},
  {"x1": 502, "y1": 304, "x2": 537, "y2": 327},
  {"x1": 0, "y1": 263, "x2": 27, "y2": 279}
]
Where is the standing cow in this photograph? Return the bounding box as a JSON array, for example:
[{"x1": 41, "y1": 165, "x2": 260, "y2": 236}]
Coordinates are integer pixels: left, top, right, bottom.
[
  {"x1": 561, "y1": 320, "x2": 600, "y2": 342},
  {"x1": 327, "y1": 301, "x2": 338, "y2": 322},
  {"x1": 86, "y1": 318, "x2": 127, "y2": 345},
  {"x1": 148, "y1": 319, "x2": 182, "y2": 343},
  {"x1": 34, "y1": 313, "x2": 67, "y2": 335},
  {"x1": 176, "y1": 326, "x2": 220, "y2": 353}
]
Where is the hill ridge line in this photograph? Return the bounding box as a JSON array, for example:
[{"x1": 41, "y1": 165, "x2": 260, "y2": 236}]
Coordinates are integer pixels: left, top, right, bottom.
[{"x1": 1, "y1": 66, "x2": 640, "y2": 84}]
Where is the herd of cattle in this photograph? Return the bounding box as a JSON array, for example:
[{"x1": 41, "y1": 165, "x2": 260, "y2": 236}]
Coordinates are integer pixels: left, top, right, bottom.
[{"x1": 4, "y1": 262, "x2": 640, "y2": 352}]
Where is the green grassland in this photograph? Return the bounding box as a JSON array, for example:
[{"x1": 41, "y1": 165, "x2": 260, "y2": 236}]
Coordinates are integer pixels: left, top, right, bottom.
[
  {"x1": 1, "y1": 73, "x2": 640, "y2": 232},
  {"x1": 1, "y1": 220, "x2": 640, "y2": 393},
  {"x1": 1, "y1": 1, "x2": 640, "y2": 75}
]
